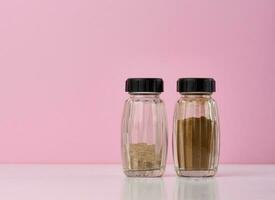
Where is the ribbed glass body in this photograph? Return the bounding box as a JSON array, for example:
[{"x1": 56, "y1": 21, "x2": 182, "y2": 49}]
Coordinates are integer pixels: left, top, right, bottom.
[
  {"x1": 173, "y1": 93, "x2": 220, "y2": 177},
  {"x1": 121, "y1": 93, "x2": 168, "y2": 177}
]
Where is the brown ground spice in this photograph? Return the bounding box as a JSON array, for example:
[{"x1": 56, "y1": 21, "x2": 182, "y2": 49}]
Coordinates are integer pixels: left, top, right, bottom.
[
  {"x1": 177, "y1": 117, "x2": 216, "y2": 170},
  {"x1": 128, "y1": 143, "x2": 161, "y2": 170}
]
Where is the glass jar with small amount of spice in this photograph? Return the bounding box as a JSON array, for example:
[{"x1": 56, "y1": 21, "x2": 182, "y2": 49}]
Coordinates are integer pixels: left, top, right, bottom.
[
  {"x1": 173, "y1": 78, "x2": 220, "y2": 177},
  {"x1": 121, "y1": 78, "x2": 168, "y2": 177}
]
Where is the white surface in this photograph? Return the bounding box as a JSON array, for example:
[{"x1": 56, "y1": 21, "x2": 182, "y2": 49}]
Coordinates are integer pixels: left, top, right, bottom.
[{"x1": 0, "y1": 164, "x2": 274, "y2": 199}]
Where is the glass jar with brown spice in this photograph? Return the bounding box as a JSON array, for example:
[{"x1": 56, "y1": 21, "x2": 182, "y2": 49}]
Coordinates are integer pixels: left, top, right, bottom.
[{"x1": 173, "y1": 78, "x2": 220, "y2": 177}]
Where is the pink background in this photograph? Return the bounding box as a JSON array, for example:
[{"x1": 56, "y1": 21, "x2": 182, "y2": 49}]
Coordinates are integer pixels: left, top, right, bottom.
[{"x1": 0, "y1": 0, "x2": 274, "y2": 164}]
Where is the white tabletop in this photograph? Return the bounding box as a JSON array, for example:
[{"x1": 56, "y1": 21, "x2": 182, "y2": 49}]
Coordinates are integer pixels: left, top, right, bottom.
[{"x1": 0, "y1": 164, "x2": 274, "y2": 200}]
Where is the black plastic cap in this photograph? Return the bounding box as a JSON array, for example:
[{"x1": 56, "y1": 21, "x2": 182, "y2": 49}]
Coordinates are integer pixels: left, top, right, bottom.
[
  {"x1": 125, "y1": 78, "x2": 163, "y2": 93},
  {"x1": 177, "y1": 78, "x2": 216, "y2": 93}
]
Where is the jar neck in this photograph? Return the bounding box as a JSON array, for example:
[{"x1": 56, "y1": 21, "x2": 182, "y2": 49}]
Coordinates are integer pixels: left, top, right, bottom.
[
  {"x1": 180, "y1": 92, "x2": 212, "y2": 98},
  {"x1": 129, "y1": 92, "x2": 161, "y2": 98}
]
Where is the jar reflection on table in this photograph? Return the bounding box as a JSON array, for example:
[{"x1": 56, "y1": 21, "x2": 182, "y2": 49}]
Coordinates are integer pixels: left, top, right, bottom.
[
  {"x1": 122, "y1": 178, "x2": 166, "y2": 200},
  {"x1": 175, "y1": 177, "x2": 219, "y2": 200}
]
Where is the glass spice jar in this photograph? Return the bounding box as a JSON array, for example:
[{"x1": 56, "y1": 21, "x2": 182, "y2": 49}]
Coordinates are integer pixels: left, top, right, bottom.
[
  {"x1": 173, "y1": 78, "x2": 220, "y2": 177},
  {"x1": 121, "y1": 78, "x2": 168, "y2": 177}
]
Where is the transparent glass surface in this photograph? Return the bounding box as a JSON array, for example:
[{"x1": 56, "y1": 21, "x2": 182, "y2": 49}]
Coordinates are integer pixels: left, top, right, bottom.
[
  {"x1": 121, "y1": 94, "x2": 168, "y2": 177},
  {"x1": 173, "y1": 93, "x2": 220, "y2": 177}
]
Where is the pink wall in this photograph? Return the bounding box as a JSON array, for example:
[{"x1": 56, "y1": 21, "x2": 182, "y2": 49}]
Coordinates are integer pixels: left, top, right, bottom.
[{"x1": 0, "y1": 0, "x2": 274, "y2": 163}]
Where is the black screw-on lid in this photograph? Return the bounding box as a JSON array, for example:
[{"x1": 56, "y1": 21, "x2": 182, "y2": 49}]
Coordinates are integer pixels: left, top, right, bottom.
[
  {"x1": 177, "y1": 78, "x2": 216, "y2": 93},
  {"x1": 125, "y1": 78, "x2": 163, "y2": 93}
]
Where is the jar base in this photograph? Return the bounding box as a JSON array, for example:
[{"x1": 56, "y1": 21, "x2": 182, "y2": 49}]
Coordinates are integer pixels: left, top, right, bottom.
[
  {"x1": 175, "y1": 168, "x2": 217, "y2": 177},
  {"x1": 124, "y1": 168, "x2": 165, "y2": 177}
]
